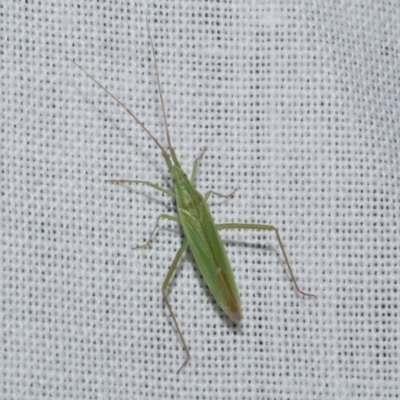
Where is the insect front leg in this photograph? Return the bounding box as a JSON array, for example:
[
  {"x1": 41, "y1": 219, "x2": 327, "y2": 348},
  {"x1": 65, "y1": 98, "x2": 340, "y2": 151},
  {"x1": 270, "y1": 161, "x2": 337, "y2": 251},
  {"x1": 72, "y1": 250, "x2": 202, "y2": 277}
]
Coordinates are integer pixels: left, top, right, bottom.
[
  {"x1": 215, "y1": 223, "x2": 315, "y2": 297},
  {"x1": 134, "y1": 214, "x2": 179, "y2": 250},
  {"x1": 105, "y1": 179, "x2": 175, "y2": 198},
  {"x1": 161, "y1": 240, "x2": 190, "y2": 373},
  {"x1": 189, "y1": 148, "x2": 237, "y2": 198},
  {"x1": 190, "y1": 147, "x2": 207, "y2": 183},
  {"x1": 204, "y1": 188, "x2": 237, "y2": 203}
]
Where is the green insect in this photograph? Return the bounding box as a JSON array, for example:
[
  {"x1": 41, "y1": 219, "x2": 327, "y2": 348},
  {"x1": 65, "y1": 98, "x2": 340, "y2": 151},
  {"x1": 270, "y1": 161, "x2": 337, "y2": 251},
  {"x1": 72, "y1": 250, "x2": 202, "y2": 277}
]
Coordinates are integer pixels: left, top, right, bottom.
[{"x1": 68, "y1": 21, "x2": 314, "y2": 373}]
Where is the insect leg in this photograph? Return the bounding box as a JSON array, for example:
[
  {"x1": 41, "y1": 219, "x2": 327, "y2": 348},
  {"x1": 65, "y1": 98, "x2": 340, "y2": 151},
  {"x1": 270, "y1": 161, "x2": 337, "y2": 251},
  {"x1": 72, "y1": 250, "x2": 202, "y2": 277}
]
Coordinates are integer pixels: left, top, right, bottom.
[
  {"x1": 215, "y1": 223, "x2": 315, "y2": 297},
  {"x1": 204, "y1": 188, "x2": 237, "y2": 203},
  {"x1": 161, "y1": 240, "x2": 191, "y2": 373},
  {"x1": 133, "y1": 214, "x2": 179, "y2": 250},
  {"x1": 190, "y1": 147, "x2": 207, "y2": 183},
  {"x1": 105, "y1": 179, "x2": 175, "y2": 198}
]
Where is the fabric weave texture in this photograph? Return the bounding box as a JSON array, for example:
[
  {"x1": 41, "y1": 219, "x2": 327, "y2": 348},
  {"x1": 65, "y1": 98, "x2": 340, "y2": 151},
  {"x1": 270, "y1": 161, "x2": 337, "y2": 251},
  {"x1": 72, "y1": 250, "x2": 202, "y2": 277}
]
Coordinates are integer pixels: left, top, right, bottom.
[{"x1": 1, "y1": 1, "x2": 399, "y2": 399}]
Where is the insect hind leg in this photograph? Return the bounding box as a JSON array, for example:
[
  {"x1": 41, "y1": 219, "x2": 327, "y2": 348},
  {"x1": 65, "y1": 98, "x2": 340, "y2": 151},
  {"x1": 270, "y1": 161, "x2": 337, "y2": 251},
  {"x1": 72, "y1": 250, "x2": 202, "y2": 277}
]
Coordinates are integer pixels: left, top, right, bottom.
[
  {"x1": 215, "y1": 222, "x2": 315, "y2": 298},
  {"x1": 161, "y1": 240, "x2": 190, "y2": 373}
]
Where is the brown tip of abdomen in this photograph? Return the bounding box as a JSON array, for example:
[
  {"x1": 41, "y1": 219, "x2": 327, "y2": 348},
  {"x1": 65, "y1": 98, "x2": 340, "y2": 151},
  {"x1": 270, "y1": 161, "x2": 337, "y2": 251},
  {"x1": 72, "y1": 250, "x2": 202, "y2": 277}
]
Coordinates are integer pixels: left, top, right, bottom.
[{"x1": 225, "y1": 303, "x2": 242, "y2": 323}]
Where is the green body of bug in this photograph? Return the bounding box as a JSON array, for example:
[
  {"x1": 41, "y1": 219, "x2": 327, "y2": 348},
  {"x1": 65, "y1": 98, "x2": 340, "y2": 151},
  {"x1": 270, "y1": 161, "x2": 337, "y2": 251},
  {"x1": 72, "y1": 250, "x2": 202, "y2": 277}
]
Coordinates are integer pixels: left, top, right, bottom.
[
  {"x1": 68, "y1": 21, "x2": 314, "y2": 373},
  {"x1": 171, "y1": 159, "x2": 242, "y2": 322}
]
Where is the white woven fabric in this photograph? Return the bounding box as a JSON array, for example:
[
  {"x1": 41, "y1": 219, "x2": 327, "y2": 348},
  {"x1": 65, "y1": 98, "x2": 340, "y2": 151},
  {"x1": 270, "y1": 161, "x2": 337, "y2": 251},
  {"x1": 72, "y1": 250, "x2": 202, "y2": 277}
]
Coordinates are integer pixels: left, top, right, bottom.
[{"x1": 1, "y1": 1, "x2": 399, "y2": 399}]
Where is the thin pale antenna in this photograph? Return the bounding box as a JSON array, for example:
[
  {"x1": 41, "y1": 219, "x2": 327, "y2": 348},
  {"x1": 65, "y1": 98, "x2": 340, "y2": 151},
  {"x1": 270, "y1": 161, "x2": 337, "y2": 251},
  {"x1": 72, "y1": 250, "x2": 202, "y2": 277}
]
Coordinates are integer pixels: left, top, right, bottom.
[
  {"x1": 146, "y1": 19, "x2": 173, "y2": 151},
  {"x1": 66, "y1": 56, "x2": 167, "y2": 154}
]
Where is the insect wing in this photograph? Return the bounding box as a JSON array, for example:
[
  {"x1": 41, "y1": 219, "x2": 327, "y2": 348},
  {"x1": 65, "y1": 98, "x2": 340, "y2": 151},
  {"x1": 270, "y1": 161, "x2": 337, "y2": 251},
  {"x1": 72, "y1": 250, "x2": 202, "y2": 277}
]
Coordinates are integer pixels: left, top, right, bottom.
[{"x1": 179, "y1": 201, "x2": 242, "y2": 322}]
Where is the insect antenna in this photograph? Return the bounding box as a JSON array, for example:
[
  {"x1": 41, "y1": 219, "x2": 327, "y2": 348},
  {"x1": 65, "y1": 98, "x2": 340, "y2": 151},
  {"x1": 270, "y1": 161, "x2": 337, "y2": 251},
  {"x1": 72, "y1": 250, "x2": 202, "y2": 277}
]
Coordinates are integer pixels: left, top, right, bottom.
[
  {"x1": 146, "y1": 19, "x2": 182, "y2": 168},
  {"x1": 65, "y1": 57, "x2": 167, "y2": 155},
  {"x1": 146, "y1": 19, "x2": 173, "y2": 151}
]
